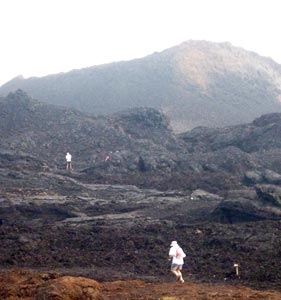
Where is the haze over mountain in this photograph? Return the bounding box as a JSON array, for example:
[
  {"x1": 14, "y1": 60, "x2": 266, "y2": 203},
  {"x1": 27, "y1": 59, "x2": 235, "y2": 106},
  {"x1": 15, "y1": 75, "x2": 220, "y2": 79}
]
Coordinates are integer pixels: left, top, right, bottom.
[{"x1": 2, "y1": 40, "x2": 281, "y2": 132}]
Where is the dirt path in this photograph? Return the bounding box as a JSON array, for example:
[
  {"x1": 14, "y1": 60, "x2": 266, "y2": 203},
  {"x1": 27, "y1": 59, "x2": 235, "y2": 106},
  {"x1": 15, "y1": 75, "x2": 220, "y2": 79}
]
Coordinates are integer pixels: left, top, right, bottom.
[
  {"x1": 1, "y1": 270, "x2": 281, "y2": 300},
  {"x1": 101, "y1": 280, "x2": 281, "y2": 300}
]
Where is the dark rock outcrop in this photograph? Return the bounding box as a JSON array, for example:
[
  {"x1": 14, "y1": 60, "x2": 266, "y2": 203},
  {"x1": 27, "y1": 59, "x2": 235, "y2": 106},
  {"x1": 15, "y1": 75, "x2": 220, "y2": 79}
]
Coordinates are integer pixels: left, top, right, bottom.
[
  {"x1": 255, "y1": 184, "x2": 281, "y2": 207},
  {"x1": 244, "y1": 169, "x2": 281, "y2": 185},
  {"x1": 179, "y1": 113, "x2": 281, "y2": 153},
  {"x1": 211, "y1": 197, "x2": 281, "y2": 223}
]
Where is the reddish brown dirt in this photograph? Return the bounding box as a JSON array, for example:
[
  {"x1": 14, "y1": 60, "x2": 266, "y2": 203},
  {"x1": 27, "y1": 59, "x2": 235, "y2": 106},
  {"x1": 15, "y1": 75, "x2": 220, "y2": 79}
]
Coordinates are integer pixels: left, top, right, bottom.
[{"x1": 1, "y1": 269, "x2": 281, "y2": 300}]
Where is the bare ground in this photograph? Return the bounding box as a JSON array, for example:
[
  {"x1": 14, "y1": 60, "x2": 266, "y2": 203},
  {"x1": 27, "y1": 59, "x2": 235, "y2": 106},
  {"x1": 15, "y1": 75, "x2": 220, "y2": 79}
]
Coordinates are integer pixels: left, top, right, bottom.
[{"x1": 1, "y1": 269, "x2": 281, "y2": 300}]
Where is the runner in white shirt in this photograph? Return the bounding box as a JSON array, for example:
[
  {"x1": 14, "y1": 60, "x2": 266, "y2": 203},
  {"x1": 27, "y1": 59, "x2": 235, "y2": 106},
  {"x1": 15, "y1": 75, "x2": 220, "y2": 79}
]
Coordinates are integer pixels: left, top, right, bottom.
[{"x1": 168, "y1": 241, "x2": 186, "y2": 283}]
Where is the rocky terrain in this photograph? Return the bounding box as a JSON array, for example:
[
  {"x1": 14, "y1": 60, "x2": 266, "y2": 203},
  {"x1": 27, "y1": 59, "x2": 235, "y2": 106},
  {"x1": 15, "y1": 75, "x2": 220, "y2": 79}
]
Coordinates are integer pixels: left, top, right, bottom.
[
  {"x1": 2, "y1": 90, "x2": 281, "y2": 298},
  {"x1": 1, "y1": 40, "x2": 281, "y2": 132}
]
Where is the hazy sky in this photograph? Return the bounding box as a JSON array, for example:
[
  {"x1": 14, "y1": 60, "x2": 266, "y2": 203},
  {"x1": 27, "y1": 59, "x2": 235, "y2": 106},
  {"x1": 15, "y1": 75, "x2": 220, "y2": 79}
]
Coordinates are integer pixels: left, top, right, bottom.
[{"x1": 0, "y1": 0, "x2": 280, "y2": 86}]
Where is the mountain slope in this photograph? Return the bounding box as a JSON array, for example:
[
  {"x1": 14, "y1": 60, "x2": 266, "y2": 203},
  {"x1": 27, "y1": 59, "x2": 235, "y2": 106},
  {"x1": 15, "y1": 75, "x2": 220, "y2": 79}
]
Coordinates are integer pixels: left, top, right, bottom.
[
  {"x1": 1, "y1": 40, "x2": 281, "y2": 132},
  {"x1": 2, "y1": 89, "x2": 281, "y2": 195},
  {"x1": 0, "y1": 90, "x2": 181, "y2": 174}
]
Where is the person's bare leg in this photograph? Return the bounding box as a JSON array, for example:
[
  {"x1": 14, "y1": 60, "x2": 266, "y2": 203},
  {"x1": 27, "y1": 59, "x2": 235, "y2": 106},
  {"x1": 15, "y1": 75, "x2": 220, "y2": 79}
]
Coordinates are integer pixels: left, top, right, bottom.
[
  {"x1": 178, "y1": 270, "x2": 184, "y2": 283},
  {"x1": 172, "y1": 270, "x2": 183, "y2": 281},
  {"x1": 171, "y1": 270, "x2": 179, "y2": 279}
]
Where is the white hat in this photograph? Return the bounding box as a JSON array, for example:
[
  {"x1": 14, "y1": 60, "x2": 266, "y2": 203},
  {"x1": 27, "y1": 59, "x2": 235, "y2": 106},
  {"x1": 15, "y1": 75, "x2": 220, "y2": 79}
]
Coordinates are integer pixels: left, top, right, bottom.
[{"x1": 170, "y1": 241, "x2": 178, "y2": 246}]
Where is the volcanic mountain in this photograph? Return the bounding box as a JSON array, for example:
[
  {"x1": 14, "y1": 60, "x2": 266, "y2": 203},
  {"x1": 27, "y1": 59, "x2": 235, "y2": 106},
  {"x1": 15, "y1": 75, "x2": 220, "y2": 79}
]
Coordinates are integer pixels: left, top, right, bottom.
[{"x1": 1, "y1": 40, "x2": 281, "y2": 132}]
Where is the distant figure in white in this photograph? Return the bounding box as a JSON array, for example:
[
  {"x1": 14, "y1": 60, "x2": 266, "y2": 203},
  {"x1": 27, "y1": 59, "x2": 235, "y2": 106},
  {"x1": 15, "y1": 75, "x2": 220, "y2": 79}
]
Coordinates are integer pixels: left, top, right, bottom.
[
  {"x1": 168, "y1": 241, "x2": 186, "y2": 283},
  {"x1": 65, "y1": 152, "x2": 72, "y2": 171}
]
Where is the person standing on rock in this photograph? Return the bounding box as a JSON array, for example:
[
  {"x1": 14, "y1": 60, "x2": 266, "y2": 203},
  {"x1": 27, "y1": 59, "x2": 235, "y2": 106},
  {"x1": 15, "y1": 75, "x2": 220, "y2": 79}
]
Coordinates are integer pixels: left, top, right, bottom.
[
  {"x1": 65, "y1": 152, "x2": 72, "y2": 171},
  {"x1": 168, "y1": 241, "x2": 186, "y2": 283}
]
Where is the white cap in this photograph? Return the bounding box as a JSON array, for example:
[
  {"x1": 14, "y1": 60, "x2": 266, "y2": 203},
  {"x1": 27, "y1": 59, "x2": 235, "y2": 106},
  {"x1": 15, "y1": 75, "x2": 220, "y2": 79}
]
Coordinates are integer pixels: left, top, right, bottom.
[{"x1": 170, "y1": 241, "x2": 178, "y2": 246}]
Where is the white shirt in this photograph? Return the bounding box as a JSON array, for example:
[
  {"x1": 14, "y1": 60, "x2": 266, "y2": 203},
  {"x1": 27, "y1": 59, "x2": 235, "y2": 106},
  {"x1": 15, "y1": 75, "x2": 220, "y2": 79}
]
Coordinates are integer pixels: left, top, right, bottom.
[
  {"x1": 66, "y1": 153, "x2": 72, "y2": 162},
  {"x1": 169, "y1": 245, "x2": 186, "y2": 265}
]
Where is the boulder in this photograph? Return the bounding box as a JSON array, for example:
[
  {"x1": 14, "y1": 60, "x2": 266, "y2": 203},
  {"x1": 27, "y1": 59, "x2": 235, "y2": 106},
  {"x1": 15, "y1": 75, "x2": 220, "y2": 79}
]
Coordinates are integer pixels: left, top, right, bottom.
[
  {"x1": 255, "y1": 184, "x2": 281, "y2": 207},
  {"x1": 212, "y1": 197, "x2": 281, "y2": 223},
  {"x1": 35, "y1": 276, "x2": 102, "y2": 300},
  {"x1": 191, "y1": 189, "x2": 223, "y2": 201},
  {"x1": 263, "y1": 170, "x2": 281, "y2": 184},
  {"x1": 244, "y1": 171, "x2": 263, "y2": 184}
]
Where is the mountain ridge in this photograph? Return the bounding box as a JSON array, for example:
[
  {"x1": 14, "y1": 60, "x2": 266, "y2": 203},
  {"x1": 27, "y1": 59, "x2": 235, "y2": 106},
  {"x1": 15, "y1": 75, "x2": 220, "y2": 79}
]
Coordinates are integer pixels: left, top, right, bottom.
[{"x1": 2, "y1": 40, "x2": 281, "y2": 132}]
